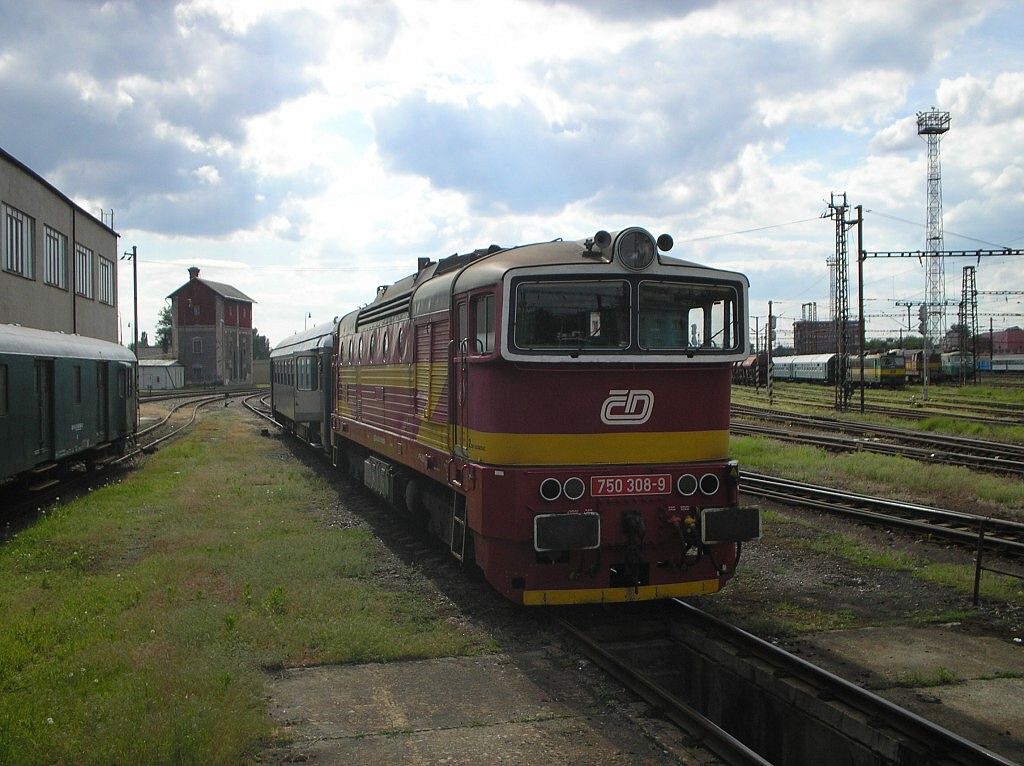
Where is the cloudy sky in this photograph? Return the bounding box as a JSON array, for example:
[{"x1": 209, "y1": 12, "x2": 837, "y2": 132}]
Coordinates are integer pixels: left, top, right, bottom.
[{"x1": 2, "y1": 0, "x2": 1022, "y2": 348}]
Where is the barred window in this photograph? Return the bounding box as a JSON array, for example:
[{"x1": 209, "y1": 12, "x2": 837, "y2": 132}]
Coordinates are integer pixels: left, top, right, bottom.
[
  {"x1": 3, "y1": 203, "x2": 35, "y2": 279},
  {"x1": 98, "y1": 256, "x2": 115, "y2": 305},
  {"x1": 75, "y1": 244, "x2": 94, "y2": 298},
  {"x1": 44, "y1": 226, "x2": 67, "y2": 288}
]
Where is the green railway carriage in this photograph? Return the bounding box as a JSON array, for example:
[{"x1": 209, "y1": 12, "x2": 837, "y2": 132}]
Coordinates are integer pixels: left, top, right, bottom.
[{"x1": 0, "y1": 324, "x2": 136, "y2": 488}]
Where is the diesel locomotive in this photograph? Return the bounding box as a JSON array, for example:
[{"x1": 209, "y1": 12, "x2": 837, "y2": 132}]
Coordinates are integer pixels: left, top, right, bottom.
[{"x1": 272, "y1": 227, "x2": 761, "y2": 605}]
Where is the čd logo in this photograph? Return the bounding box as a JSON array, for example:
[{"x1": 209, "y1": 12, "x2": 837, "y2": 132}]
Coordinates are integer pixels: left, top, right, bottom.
[{"x1": 600, "y1": 389, "x2": 654, "y2": 425}]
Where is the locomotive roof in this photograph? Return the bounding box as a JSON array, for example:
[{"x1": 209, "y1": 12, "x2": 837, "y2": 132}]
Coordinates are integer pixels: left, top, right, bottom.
[
  {"x1": 270, "y1": 320, "x2": 337, "y2": 357},
  {"x1": 0, "y1": 324, "x2": 136, "y2": 362},
  {"x1": 339, "y1": 231, "x2": 749, "y2": 331}
]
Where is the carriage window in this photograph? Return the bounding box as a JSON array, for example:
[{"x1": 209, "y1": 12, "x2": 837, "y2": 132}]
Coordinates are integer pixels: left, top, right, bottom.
[
  {"x1": 0, "y1": 364, "x2": 7, "y2": 416},
  {"x1": 514, "y1": 280, "x2": 629, "y2": 352},
  {"x1": 638, "y1": 281, "x2": 739, "y2": 352},
  {"x1": 296, "y1": 356, "x2": 317, "y2": 391},
  {"x1": 473, "y1": 294, "x2": 495, "y2": 354},
  {"x1": 72, "y1": 365, "x2": 82, "y2": 404},
  {"x1": 397, "y1": 326, "x2": 407, "y2": 359},
  {"x1": 382, "y1": 330, "x2": 390, "y2": 360}
]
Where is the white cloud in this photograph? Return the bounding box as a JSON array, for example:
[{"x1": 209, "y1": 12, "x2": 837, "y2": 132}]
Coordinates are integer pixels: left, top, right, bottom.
[{"x1": 0, "y1": 0, "x2": 1020, "y2": 346}]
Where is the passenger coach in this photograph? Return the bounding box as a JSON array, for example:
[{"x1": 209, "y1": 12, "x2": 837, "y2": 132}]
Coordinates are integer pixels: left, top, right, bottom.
[
  {"x1": 270, "y1": 321, "x2": 336, "y2": 447},
  {"x1": 325, "y1": 227, "x2": 760, "y2": 605}
]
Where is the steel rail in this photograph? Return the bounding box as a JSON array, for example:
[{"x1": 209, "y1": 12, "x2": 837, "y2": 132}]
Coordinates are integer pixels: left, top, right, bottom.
[
  {"x1": 741, "y1": 472, "x2": 1024, "y2": 555},
  {"x1": 730, "y1": 413, "x2": 1024, "y2": 476},
  {"x1": 557, "y1": 618, "x2": 772, "y2": 766},
  {"x1": 242, "y1": 393, "x2": 280, "y2": 425},
  {"x1": 138, "y1": 393, "x2": 227, "y2": 437},
  {"x1": 733, "y1": 404, "x2": 1024, "y2": 460},
  {"x1": 739, "y1": 390, "x2": 1023, "y2": 426},
  {"x1": 666, "y1": 600, "x2": 1018, "y2": 766}
]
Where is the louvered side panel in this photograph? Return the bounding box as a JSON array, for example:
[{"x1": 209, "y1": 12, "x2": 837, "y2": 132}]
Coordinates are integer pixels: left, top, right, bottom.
[{"x1": 430, "y1": 318, "x2": 450, "y2": 426}]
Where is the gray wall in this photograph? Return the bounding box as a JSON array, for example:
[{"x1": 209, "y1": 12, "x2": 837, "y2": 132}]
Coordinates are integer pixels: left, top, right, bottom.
[{"x1": 0, "y1": 151, "x2": 119, "y2": 342}]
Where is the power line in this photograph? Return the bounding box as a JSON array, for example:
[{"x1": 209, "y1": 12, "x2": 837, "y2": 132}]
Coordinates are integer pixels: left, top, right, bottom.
[
  {"x1": 677, "y1": 216, "x2": 822, "y2": 244},
  {"x1": 864, "y1": 209, "x2": 1015, "y2": 250}
]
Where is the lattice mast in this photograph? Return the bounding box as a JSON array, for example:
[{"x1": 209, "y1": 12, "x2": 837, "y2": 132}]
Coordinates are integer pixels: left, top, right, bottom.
[
  {"x1": 959, "y1": 265, "x2": 978, "y2": 384},
  {"x1": 829, "y1": 193, "x2": 850, "y2": 411},
  {"x1": 917, "y1": 109, "x2": 951, "y2": 347}
]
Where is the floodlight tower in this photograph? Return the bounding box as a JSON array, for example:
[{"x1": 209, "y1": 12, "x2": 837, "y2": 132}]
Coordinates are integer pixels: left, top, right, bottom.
[{"x1": 917, "y1": 108, "x2": 951, "y2": 349}]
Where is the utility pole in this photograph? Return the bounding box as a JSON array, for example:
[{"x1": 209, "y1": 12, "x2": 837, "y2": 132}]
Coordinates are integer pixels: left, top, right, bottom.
[
  {"x1": 767, "y1": 301, "x2": 774, "y2": 408},
  {"x1": 854, "y1": 204, "x2": 865, "y2": 413},
  {"x1": 752, "y1": 315, "x2": 760, "y2": 391},
  {"x1": 121, "y1": 245, "x2": 139, "y2": 429}
]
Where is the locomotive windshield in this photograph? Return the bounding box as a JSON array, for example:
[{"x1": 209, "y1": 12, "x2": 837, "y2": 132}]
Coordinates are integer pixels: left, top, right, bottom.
[
  {"x1": 638, "y1": 281, "x2": 737, "y2": 351},
  {"x1": 514, "y1": 280, "x2": 630, "y2": 350},
  {"x1": 512, "y1": 277, "x2": 740, "y2": 357}
]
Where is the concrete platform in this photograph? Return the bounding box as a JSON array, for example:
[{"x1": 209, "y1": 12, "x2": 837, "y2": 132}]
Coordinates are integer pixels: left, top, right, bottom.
[
  {"x1": 795, "y1": 626, "x2": 1024, "y2": 762},
  {"x1": 263, "y1": 651, "x2": 701, "y2": 765}
]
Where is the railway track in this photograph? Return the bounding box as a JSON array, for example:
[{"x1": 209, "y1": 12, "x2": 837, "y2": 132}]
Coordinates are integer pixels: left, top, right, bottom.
[
  {"x1": 560, "y1": 601, "x2": 1016, "y2": 765},
  {"x1": 736, "y1": 389, "x2": 1024, "y2": 426},
  {"x1": 732, "y1": 405, "x2": 1024, "y2": 476},
  {"x1": 740, "y1": 472, "x2": 1024, "y2": 556}
]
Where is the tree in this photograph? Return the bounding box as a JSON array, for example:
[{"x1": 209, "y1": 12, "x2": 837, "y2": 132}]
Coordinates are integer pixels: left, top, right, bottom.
[
  {"x1": 253, "y1": 328, "x2": 271, "y2": 360},
  {"x1": 155, "y1": 305, "x2": 172, "y2": 352}
]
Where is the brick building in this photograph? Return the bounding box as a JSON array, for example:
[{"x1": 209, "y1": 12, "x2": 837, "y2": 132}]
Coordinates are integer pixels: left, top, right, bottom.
[
  {"x1": 167, "y1": 266, "x2": 255, "y2": 386},
  {"x1": 792, "y1": 319, "x2": 862, "y2": 355},
  {"x1": 1, "y1": 147, "x2": 119, "y2": 342},
  {"x1": 991, "y1": 327, "x2": 1024, "y2": 354}
]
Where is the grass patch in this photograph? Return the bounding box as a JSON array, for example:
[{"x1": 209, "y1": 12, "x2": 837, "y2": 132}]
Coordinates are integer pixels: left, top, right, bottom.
[
  {"x1": 804, "y1": 533, "x2": 917, "y2": 572},
  {"x1": 893, "y1": 666, "x2": 959, "y2": 688},
  {"x1": 784, "y1": 521, "x2": 1024, "y2": 607},
  {"x1": 916, "y1": 563, "x2": 1024, "y2": 603},
  {"x1": 916, "y1": 415, "x2": 1024, "y2": 445},
  {"x1": 0, "y1": 411, "x2": 490, "y2": 765},
  {"x1": 738, "y1": 601, "x2": 857, "y2": 638},
  {"x1": 730, "y1": 435, "x2": 1024, "y2": 512}
]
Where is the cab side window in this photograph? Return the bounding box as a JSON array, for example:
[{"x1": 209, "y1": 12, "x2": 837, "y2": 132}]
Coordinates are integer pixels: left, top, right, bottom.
[{"x1": 472, "y1": 294, "x2": 495, "y2": 354}]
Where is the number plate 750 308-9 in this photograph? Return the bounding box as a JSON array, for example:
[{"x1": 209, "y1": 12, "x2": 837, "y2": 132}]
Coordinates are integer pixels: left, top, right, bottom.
[{"x1": 590, "y1": 474, "x2": 672, "y2": 497}]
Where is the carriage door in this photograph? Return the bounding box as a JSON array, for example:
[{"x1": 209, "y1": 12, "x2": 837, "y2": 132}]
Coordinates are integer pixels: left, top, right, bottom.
[
  {"x1": 34, "y1": 359, "x2": 54, "y2": 458},
  {"x1": 454, "y1": 299, "x2": 469, "y2": 456},
  {"x1": 96, "y1": 363, "x2": 109, "y2": 440}
]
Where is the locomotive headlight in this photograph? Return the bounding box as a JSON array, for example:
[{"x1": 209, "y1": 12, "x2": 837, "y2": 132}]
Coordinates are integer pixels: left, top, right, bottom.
[
  {"x1": 563, "y1": 477, "x2": 586, "y2": 501},
  {"x1": 615, "y1": 229, "x2": 657, "y2": 270},
  {"x1": 677, "y1": 474, "x2": 698, "y2": 496},
  {"x1": 699, "y1": 473, "x2": 720, "y2": 496},
  {"x1": 539, "y1": 477, "x2": 562, "y2": 502}
]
